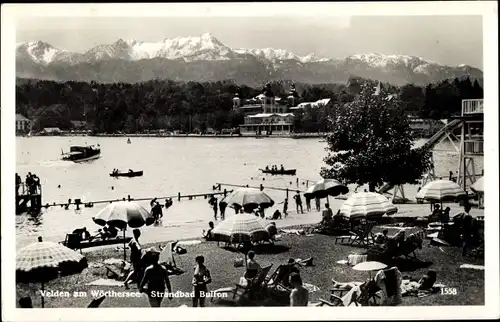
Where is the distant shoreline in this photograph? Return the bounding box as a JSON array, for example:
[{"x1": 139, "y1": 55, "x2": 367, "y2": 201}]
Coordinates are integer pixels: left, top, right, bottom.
[
  {"x1": 16, "y1": 132, "x2": 434, "y2": 139},
  {"x1": 18, "y1": 133, "x2": 329, "y2": 139}
]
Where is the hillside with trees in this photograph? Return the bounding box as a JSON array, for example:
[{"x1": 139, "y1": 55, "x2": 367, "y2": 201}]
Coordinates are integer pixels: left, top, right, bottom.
[{"x1": 15, "y1": 76, "x2": 483, "y2": 134}]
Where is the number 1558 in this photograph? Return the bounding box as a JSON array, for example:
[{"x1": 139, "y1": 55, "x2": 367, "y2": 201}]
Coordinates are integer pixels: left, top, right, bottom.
[{"x1": 441, "y1": 288, "x2": 458, "y2": 295}]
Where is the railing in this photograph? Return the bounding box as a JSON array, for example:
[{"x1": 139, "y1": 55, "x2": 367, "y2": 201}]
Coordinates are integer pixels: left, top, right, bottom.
[
  {"x1": 464, "y1": 140, "x2": 484, "y2": 154},
  {"x1": 462, "y1": 99, "x2": 484, "y2": 115}
]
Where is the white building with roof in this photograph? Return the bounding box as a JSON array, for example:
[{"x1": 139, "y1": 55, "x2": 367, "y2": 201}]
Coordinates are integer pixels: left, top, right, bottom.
[
  {"x1": 16, "y1": 114, "x2": 32, "y2": 134},
  {"x1": 237, "y1": 84, "x2": 297, "y2": 135}
]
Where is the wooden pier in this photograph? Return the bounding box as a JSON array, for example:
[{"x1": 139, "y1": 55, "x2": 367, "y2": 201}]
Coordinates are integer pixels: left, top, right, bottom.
[{"x1": 16, "y1": 183, "x2": 42, "y2": 214}]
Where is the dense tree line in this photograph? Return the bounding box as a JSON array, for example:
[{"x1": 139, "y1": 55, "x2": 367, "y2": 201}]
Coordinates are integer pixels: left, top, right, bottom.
[{"x1": 15, "y1": 76, "x2": 482, "y2": 134}]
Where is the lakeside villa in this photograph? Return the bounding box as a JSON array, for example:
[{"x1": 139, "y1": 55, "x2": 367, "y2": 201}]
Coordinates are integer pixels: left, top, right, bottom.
[
  {"x1": 235, "y1": 84, "x2": 334, "y2": 135},
  {"x1": 16, "y1": 114, "x2": 32, "y2": 135}
]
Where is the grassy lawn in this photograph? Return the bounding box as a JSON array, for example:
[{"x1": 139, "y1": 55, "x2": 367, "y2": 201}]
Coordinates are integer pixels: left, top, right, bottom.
[{"x1": 16, "y1": 229, "x2": 484, "y2": 308}]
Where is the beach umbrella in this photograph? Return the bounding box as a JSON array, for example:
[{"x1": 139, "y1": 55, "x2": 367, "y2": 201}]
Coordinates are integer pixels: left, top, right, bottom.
[
  {"x1": 16, "y1": 240, "x2": 88, "y2": 307},
  {"x1": 304, "y1": 178, "x2": 349, "y2": 200},
  {"x1": 339, "y1": 192, "x2": 397, "y2": 219},
  {"x1": 223, "y1": 188, "x2": 274, "y2": 211},
  {"x1": 352, "y1": 261, "x2": 387, "y2": 279},
  {"x1": 416, "y1": 180, "x2": 466, "y2": 207},
  {"x1": 212, "y1": 214, "x2": 270, "y2": 267},
  {"x1": 93, "y1": 201, "x2": 154, "y2": 260},
  {"x1": 212, "y1": 214, "x2": 270, "y2": 245},
  {"x1": 470, "y1": 177, "x2": 484, "y2": 193}
]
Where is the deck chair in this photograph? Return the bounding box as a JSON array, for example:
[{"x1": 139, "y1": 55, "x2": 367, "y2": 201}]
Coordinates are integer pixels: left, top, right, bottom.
[
  {"x1": 266, "y1": 263, "x2": 297, "y2": 290},
  {"x1": 397, "y1": 233, "x2": 423, "y2": 260},
  {"x1": 350, "y1": 221, "x2": 376, "y2": 247},
  {"x1": 316, "y1": 297, "x2": 344, "y2": 306},
  {"x1": 330, "y1": 279, "x2": 380, "y2": 306},
  {"x1": 87, "y1": 295, "x2": 106, "y2": 308},
  {"x1": 233, "y1": 264, "x2": 273, "y2": 300}
]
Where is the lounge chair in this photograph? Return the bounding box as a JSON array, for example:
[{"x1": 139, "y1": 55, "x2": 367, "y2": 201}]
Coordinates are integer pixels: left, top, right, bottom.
[
  {"x1": 315, "y1": 297, "x2": 344, "y2": 306},
  {"x1": 335, "y1": 221, "x2": 376, "y2": 247},
  {"x1": 330, "y1": 279, "x2": 380, "y2": 306},
  {"x1": 87, "y1": 296, "x2": 106, "y2": 308},
  {"x1": 233, "y1": 264, "x2": 273, "y2": 300},
  {"x1": 396, "y1": 233, "x2": 423, "y2": 260}
]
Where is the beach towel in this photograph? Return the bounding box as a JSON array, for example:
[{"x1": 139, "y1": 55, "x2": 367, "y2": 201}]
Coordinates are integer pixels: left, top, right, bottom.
[
  {"x1": 280, "y1": 229, "x2": 305, "y2": 236},
  {"x1": 86, "y1": 278, "x2": 124, "y2": 287},
  {"x1": 348, "y1": 254, "x2": 368, "y2": 266},
  {"x1": 460, "y1": 264, "x2": 485, "y2": 270},
  {"x1": 341, "y1": 285, "x2": 362, "y2": 306}
]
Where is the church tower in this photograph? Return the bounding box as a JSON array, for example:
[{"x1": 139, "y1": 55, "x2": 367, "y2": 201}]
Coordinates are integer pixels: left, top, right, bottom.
[
  {"x1": 262, "y1": 83, "x2": 275, "y2": 114},
  {"x1": 232, "y1": 92, "x2": 241, "y2": 109},
  {"x1": 287, "y1": 84, "x2": 300, "y2": 110}
]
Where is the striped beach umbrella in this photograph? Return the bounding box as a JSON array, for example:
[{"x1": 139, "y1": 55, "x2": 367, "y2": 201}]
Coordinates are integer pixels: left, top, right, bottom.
[
  {"x1": 93, "y1": 201, "x2": 154, "y2": 229},
  {"x1": 471, "y1": 177, "x2": 484, "y2": 193},
  {"x1": 212, "y1": 214, "x2": 270, "y2": 244},
  {"x1": 223, "y1": 188, "x2": 274, "y2": 211},
  {"x1": 304, "y1": 178, "x2": 349, "y2": 199},
  {"x1": 416, "y1": 180, "x2": 466, "y2": 205},
  {"x1": 16, "y1": 240, "x2": 88, "y2": 307},
  {"x1": 93, "y1": 201, "x2": 154, "y2": 260},
  {"x1": 339, "y1": 192, "x2": 398, "y2": 219}
]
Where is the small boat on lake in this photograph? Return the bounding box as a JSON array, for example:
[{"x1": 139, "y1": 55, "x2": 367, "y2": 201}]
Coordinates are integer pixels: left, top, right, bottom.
[
  {"x1": 109, "y1": 170, "x2": 143, "y2": 177},
  {"x1": 260, "y1": 168, "x2": 297, "y2": 175},
  {"x1": 61, "y1": 145, "x2": 101, "y2": 162}
]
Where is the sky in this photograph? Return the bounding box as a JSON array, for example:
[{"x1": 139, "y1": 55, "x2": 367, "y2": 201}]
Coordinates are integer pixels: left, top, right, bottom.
[{"x1": 15, "y1": 13, "x2": 483, "y2": 68}]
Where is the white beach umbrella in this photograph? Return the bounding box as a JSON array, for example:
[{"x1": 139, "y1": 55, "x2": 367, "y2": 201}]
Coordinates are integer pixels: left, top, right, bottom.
[
  {"x1": 223, "y1": 188, "x2": 274, "y2": 211},
  {"x1": 339, "y1": 192, "x2": 397, "y2": 219},
  {"x1": 212, "y1": 214, "x2": 270, "y2": 244},
  {"x1": 416, "y1": 180, "x2": 466, "y2": 204},
  {"x1": 16, "y1": 240, "x2": 88, "y2": 307},
  {"x1": 93, "y1": 201, "x2": 154, "y2": 260}
]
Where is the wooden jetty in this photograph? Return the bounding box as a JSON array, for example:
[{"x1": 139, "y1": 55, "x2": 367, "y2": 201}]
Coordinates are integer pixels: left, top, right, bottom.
[{"x1": 16, "y1": 183, "x2": 42, "y2": 214}]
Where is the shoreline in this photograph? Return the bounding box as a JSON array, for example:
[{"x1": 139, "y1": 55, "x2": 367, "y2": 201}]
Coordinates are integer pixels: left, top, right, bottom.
[{"x1": 16, "y1": 133, "x2": 435, "y2": 139}]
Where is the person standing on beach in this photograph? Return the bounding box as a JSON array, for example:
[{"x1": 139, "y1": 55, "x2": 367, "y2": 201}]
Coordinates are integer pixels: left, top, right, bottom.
[
  {"x1": 293, "y1": 191, "x2": 304, "y2": 214},
  {"x1": 124, "y1": 229, "x2": 142, "y2": 289},
  {"x1": 315, "y1": 197, "x2": 320, "y2": 211},
  {"x1": 139, "y1": 251, "x2": 172, "y2": 307},
  {"x1": 192, "y1": 255, "x2": 212, "y2": 307},
  {"x1": 212, "y1": 197, "x2": 218, "y2": 220},
  {"x1": 219, "y1": 200, "x2": 227, "y2": 220},
  {"x1": 283, "y1": 198, "x2": 288, "y2": 217}
]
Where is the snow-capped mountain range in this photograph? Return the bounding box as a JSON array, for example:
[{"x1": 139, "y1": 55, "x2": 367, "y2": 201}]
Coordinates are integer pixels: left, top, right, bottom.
[{"x1": 16, "y1": 33, "x2": 483, "y2": 86}]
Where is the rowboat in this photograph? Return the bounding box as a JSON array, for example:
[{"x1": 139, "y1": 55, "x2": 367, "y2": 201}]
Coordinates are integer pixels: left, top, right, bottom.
[
  {"x1": 260, "y1": 168, "x2": 297, "y2": 175},
  {"x1": 109, "y1": 170, "x2": 143, "y2": 177}
]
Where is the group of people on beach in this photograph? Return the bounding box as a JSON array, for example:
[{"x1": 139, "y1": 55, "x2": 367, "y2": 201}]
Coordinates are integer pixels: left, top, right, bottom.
[
  {"x1": 16, "y1": 172, "x2": 41, "y2": 195},
  {"x1": 150, "y1": 198, "x2": 173, "y2": 222},
  {"x1": 208, "y1": 195, "x2": 227, "y2": 221},
  {"x1": 122, "y1": 229, "x2": 212, "y2": 307}
]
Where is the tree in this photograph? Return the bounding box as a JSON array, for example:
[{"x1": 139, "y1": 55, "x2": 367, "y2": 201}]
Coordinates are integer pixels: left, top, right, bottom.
[{"x1": 321, "y1": 82, "x2": 432, "y2": 191}]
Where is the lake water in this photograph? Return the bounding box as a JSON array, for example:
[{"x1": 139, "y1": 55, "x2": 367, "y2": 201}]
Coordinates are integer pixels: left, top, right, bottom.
[{"x1": 15, "y1": 137, "x2": 483, "y2": 248}]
